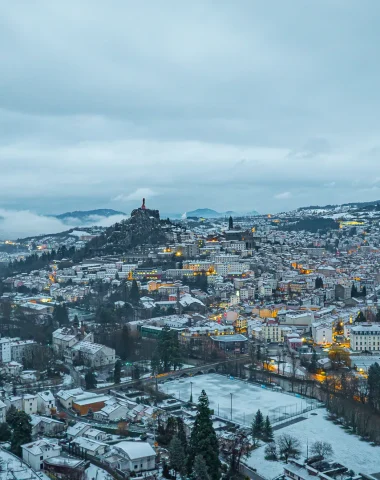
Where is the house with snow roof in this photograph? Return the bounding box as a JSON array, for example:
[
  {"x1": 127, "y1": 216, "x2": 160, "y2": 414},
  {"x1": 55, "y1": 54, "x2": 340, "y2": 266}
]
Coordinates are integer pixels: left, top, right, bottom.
[
  {"x1": 22, "y1": 438, "x2": 61, "y2": 471},
  {"x1": 112, "y1": 441, "x2": 156, "y2": 473},
  {"x1": 37, "y1": 390, "x2": 56, "y2": 415}
]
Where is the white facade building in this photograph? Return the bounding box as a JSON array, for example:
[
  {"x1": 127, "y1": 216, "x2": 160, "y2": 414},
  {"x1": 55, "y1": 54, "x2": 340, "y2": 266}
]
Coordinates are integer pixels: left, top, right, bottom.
[
  {"x1": 23, "y1": 394, "x2": 38, "y2": 415},
  {"x1": 22, "y1": 439, "x2": 61, "y2": 471},
  {"x1": 0, "y1": 338, "x2": 11, "y2": 363},
  {"x1": 70, "y1": 341, "x2": 115, "y2": 368},
  {"x1": 0, "y1": 400, "x2": 6, "y2": 423},
  {"x1": 56, "y1": 387, "x2": 84, "y2": 409},
  {"x1": 37, "y1": 390, "x2": 56, "y2": 415},
  {"x1": 94, "y1": 403, "x2": 130, "y2": 422},
  {"x1": 350, "y1": 324, "x2": 380, "y2": 352},
  {"x1": 114, "y1": 441, "x2": 156, "y2": 473},
  {"x1": 10, "y1": 340, "x2": 36, "y2": 362},
  {"x1": 261, "y1": 322, "x2": 282, "y2": 343},
  {"x1": 259, "y1": 283, "x2": 273, "y2": 297},
  {"x1": 311, "y1": 322, "x2": 333, "y2": 345},
  {"x1": 52, "y1": 328, "x2": 79, "y2": 356}
]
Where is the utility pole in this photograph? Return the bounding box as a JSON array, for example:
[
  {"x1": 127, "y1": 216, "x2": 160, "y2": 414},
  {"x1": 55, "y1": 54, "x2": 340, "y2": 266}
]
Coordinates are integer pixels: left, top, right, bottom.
[{"x1": 230, "y1": 393, "x2": 233, "y2": 421}]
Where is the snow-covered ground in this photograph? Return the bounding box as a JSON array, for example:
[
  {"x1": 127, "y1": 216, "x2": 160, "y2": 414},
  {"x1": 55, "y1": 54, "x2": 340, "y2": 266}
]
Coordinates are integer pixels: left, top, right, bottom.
[
  {"x1": 162, "y1": 374, "x2": 380, "y2": 477},
  {"x1": 62, "y1": 374, "x2": 73, "y2": 386},
  {"x1": 85, "y1": 463, "x2": 113, "y2": 480},
  {"x1": 0, "y1": 449, "x2": 50, "y2": 479},
  {"x1": 245, "y1": 408, "x2": 380, "y2": 478},
  {"x1": 161, "y1": 373, "x2": 318, "y2": 426},
  {"x1": 69, "y1": 230, "x2": 87, "y2": 237}
]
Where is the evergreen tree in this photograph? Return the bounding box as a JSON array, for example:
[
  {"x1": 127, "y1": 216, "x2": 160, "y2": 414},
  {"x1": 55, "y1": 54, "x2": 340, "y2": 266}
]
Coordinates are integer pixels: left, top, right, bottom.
[
  {"x1": 177, "y1": 417, "x2": 188, "y2": 453},
  {"x1": 188, "y1": 390, "x2": 220, "y2": 480},
  {"x1": 368, "y1": 362, "x2": 380, "y2": 412},
  {"x1": 192, "y1": 455, "x2": 210, "y2": 480},
  {"x1": 315, "y1": 277, "x2": 323, "y2": 289},
  {"x1": 85, "y1": 369, "x2": 97, "y2": 389},
  {"x1": 308, "y1": 351, "x2": 318, "y2": 374},
  {"x1": 151, "y1": 326, "x2": 182, "y2": 373},
  {"x1": 362, "y1": 285, "x2": 367, "y2": 297},
  {"x1": 376, "y1": 309, "x2": 380, "y2": 323},
  {"x1": 114, "y1": 360, "x2": 122, "y2": 384},
  {"x1": 351, "y1": 284, "x2": 358, "y2": 298},
  {"x1": 6, "y1": 410, "x2": 32, "y2": 456},
  {"x1": 251, "y1": 409, "x2": 264, "y2": 439},
  {"x1": 263, "y1": 416, "x2": 273, "y2": 442},
  {"x1": 6, "y1": 405, "x2": 18, "y2": 426},
  {"x1": 132, "y1": 364, "x2": 140, "y2": 380},
  {"x1": 53, "y1": 304, "x2": 69, "y2": 325},
  {"x1": 119, "y1": 325, "x2": 131, "y2": 360},
  {"x1": 0, "y1": 423, "x2": 11, "y2": 442},
  {"x1": 169, "y1": 435, "x2": 186, "y2": 478},
  {"x1": 157, "y1": 416, "x2": 177, "y2": 446},
  {"x1": 228, "y1": 216, "x2": 234, "y2": 230},
  {"x1": 355, "y1": 311, "x2": 366, "y2": 323},
  {"x1": 130, "y1": 279, "x2": 140, "y2": 305},
  {"x1": 195, "y1": 271, "x2": 208, "y2": 293}
]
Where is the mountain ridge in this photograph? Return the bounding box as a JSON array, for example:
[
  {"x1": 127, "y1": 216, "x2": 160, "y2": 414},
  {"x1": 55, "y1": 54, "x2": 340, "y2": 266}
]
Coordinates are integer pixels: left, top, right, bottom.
[
  {"x1": 186, "y1": 208, "x2": 259, "y2": 218},
  {"x1": 53, "y1": 209, "x2": 126, "y2": 220}
]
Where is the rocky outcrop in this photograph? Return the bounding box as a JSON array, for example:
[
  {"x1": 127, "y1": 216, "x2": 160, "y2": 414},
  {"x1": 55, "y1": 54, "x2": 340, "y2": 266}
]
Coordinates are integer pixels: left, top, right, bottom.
[
  {"x1": 104, "y1": 207, "x2": 169, "y2": 253},
  {"x1": 130, "y1": 207, "x2": 160, "y2": 220}
]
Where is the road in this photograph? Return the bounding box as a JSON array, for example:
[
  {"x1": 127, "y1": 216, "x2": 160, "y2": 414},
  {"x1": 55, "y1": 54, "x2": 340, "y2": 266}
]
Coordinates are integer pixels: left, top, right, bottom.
[{"x1": 91, "y1": 355, "x2": 250, "y2": 394}]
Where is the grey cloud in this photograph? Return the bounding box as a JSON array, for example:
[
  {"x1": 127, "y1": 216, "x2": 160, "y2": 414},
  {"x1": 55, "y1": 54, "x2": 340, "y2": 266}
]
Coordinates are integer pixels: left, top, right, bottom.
[
  {"x1": 0, "y1": 209, "x2": 129, "y2": 239},
  {"x1": 1, "y1": 0, "x2": 380, "y2": 228}
]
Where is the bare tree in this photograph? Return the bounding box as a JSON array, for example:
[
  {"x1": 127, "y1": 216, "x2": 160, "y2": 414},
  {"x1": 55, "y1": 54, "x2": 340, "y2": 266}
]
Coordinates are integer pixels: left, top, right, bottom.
[
  {"x1": 264, "y1": 442, "x2": 278, "y2": 460},
  {"x1": 277, "y1": 434, "x2": 301, "y2": 463},
  {"x1": 289, "y1": 352, "x2": 298, "y2": 392},
  {"x1": 226, "y1": 431, "x2": 252, "y2": 474},
  {"x1": 310, "y1": 441, "x2": 333, "y2": 459},
  {"x1": 276, "y1": 348, "x2": 283, "y2": 375}
]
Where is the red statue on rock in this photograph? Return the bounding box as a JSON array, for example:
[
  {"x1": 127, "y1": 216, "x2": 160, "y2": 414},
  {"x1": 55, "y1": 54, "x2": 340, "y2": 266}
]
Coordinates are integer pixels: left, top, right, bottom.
[{"x1": 141, "y1": 198, "x2": 146, "y2": 210}]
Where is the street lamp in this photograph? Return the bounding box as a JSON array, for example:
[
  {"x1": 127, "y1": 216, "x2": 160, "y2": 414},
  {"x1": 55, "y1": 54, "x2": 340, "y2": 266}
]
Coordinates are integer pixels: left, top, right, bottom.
[{"x1": 230, "y1": 393, "x2": 233, "y2": 421}]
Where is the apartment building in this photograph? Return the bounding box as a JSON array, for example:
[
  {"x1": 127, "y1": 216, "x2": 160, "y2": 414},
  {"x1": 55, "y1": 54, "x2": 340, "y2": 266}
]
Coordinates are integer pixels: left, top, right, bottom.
[
  {"x1": 350, "y1": 324, "x2": 380, "y2": 352},
  {"x1": 261, "y1": 320, "x2": 282, "y2": 343}
]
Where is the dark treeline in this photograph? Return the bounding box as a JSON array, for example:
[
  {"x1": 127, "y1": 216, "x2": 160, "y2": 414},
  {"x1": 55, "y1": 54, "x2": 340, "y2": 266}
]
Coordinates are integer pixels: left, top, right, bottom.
[
  {"x1": 279, "y1": 217, "x2": 340, "y2": 233},
  {"x1": 319, "y1": 365, "x2": 380, "y2": 444}
]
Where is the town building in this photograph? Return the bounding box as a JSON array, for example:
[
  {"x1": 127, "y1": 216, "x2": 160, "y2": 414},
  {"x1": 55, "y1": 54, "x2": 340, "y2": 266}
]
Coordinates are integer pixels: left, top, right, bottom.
[
  {"x1": 311, "y1": 322, "x2": 333, "y2": 345},
  {"x1": 37, "y1": 390, "x2": 56, "y2": 415},
  {"x1": 112, "y1": 441, "x2": 156, "y2": 473},
  {"x1": 350, "y1": 324, "x2": 380, "y2": 352},
  {"x1": 70, "y1": 341, "x2": 115, "y2": 368},
  {"x1": 22, "y1": 438, "x2": 61, "y2": 471}
]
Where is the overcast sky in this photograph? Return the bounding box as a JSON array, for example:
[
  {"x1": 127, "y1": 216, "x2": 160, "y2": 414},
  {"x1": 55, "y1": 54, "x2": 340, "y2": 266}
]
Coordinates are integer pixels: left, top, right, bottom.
[{"x1": 1, "y1": 0, "x2": 380, "y2": 218}]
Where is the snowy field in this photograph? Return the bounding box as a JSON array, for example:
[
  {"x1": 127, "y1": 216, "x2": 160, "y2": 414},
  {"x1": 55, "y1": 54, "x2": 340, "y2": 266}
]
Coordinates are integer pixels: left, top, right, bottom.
[
  {"x1": 246, "y1": 408, "x2": 380, "y2": 477},
  {"x1": 160, "y1": 373, "x2": 318, "y2": 426}
]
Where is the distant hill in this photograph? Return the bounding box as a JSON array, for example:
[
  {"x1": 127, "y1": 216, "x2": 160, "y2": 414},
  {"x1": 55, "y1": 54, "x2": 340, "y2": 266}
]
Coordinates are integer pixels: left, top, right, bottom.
[
  {"x1": 187, "y1": 208, "x2": 221, "y2": 218},
  {"x1": 54, "y1": 209, "x2": 126, "y2": 221},
  {"x1": 298, "y1": 200, "x2": 380, "y2": 211},
  {"x1": 186, "y1": 208, "x2": 259, "y2": 218},
  {"x1": 6, "y1": 207, "x2": 174, "y2": 277}
]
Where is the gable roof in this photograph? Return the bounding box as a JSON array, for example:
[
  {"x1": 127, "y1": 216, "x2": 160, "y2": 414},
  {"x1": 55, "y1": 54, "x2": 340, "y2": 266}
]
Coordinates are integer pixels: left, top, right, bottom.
[{"x1": 115, "y1": 441, "x2": 155, "y2": 459}]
